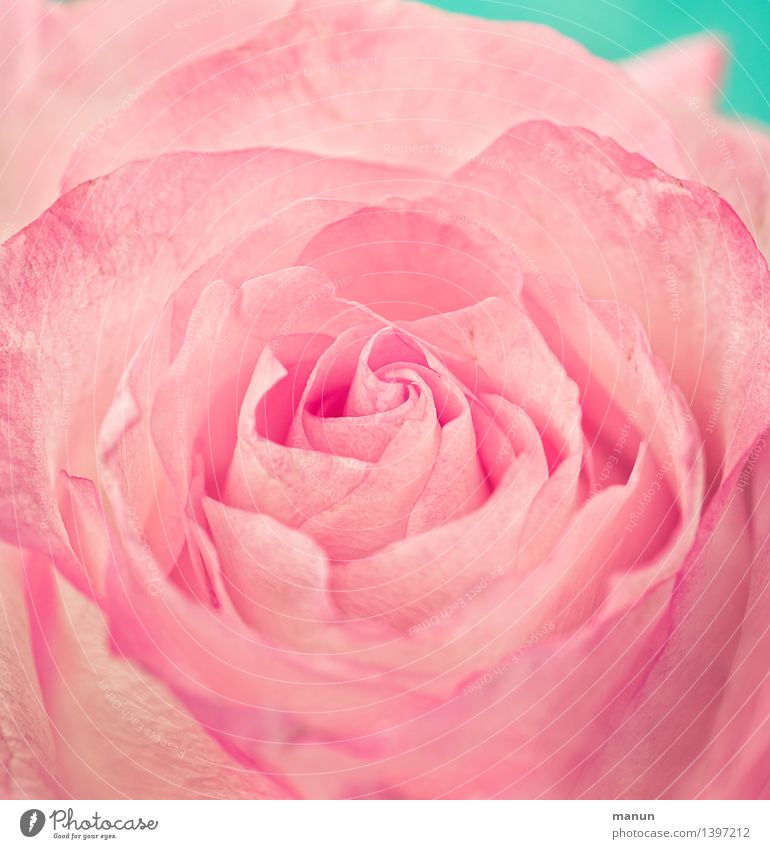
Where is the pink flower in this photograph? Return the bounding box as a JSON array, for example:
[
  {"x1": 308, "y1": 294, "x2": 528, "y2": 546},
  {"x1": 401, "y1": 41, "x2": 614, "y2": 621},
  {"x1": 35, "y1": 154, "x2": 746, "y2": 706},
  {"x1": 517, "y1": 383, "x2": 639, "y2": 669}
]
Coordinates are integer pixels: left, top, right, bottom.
[{"x1": 1, "y1": 1, "x2": 768, "y2": 799}]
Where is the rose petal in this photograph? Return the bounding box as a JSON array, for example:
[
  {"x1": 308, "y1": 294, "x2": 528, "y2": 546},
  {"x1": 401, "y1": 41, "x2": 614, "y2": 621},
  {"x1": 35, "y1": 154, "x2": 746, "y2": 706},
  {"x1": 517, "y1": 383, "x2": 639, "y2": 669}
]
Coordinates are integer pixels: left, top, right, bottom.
[
  {"x1": 623, "y1": 34, "x2": 727, "y2": 109},
  {"x1": 0, "y1": 0, "x2": 295, "y2": 231},
  {"x1": 438, "y1": 120, "x2": 770, "y2": 490},
  {"x1": 203, "y1": 497, "x2": 336, "y2": 643},
  {"x1": 225, "y1": 327, "x2": 381, "y2": 526},
  {"x1": 0, "y1": 547, "x2": 62, "y2": 798},
  {"x1": 329, "y1": 395, "x2": 547, "y2": 629},
  {"x1": 63, "y1": 0, "x2": 686, "y2": 190},
  {"x1": 23, "y1": 555, "x2": 293, "y2": 798},
  {"x1": 296, "y1": 203, "x2": 522, "y2": 320},
  {"x1": 1, "y1": 147, "x2": 421, "y2": 581},
  {"x1": 625, "y1": 36, "x2": 770, "y2": 257},
  {"x1": 577, "y1": 433, "x2": 770, "y2": 798},
  {"x1": 402, "y1": 296, "x2": 582, "y2": 467}
]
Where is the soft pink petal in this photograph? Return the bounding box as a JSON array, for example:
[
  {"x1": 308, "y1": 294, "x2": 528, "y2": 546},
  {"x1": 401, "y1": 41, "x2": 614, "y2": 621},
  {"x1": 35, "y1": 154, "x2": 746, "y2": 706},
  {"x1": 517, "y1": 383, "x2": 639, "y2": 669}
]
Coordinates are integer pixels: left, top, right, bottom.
[
  {"x1": 0, "y1": 0, "x2": 295, "y2": 232},
  {"x1": 0, "y1": 546, "x2": 62, "y2": 799},
  {"x1": 296, "y1": 203, "x2": 522, "y2": 320},
  {"x1": 296, "y1": 354, "x2": 442, "y2": 557},
  {"x1": 623, "y1": 34, "x2": 728, "y2": 109},
  {"x1": 330, "y1": 395, "x2": 547, "y2": 629},
  {"x1": 665, "y1": 112, "x2": 770, "y2": 257},
  {"x1": 625, "y1": 36, "x2": 770, "y2": 257},
  {"x1": 63, "y1": 0, "x2": 686, "y2": 190},
  {"x1": 402, "y1": 296, "x2": 582, "y2": 466},
  {"x1": 224, "y1": 327, "x2": 384, "y2": 527},
  {"x1": 341, "y1": 277, "x2": 703, "y2": 683},
  {"x1": 203, "y1": 497, "x2": 336, "y2": 644},
  {"x1": 438, "y1": 121, "x2": 770, "y2": 490},
  {"x1": 404, "y1": 370, "x2": 489, "y2": 535},
  {"x1": 23, "y1": 554, "x2": 292, "y2": 798},
  {"x1": 1, "y1": 147, "x2": 421, "y2": 577},
  {"x1": 575, "y1": 432, "x2": 770, "y2": 798}
]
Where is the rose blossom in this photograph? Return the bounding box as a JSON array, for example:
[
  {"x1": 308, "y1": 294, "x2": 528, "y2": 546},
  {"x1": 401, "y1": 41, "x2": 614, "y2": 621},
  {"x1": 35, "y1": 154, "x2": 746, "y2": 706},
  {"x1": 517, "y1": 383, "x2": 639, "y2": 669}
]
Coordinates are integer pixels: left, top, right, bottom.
[{"x1": 1, "y1": 0, "x2": 769, "y2": 800}]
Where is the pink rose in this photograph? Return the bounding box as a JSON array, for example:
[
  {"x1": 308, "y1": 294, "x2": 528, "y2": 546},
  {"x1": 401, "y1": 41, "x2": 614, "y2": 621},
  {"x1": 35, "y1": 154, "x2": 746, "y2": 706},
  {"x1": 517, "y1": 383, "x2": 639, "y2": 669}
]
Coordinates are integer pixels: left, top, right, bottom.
[{"x1": 1, "y1": 1, "x2": 769, "y2": 800}]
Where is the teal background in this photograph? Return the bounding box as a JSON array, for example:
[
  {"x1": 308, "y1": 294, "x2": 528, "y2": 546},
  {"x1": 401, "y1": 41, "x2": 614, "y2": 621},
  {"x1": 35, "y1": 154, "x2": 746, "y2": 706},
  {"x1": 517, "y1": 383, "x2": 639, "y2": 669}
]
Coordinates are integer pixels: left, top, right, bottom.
[{"x1": 423, "y1": 0, "x2": 770, "y2": 123}]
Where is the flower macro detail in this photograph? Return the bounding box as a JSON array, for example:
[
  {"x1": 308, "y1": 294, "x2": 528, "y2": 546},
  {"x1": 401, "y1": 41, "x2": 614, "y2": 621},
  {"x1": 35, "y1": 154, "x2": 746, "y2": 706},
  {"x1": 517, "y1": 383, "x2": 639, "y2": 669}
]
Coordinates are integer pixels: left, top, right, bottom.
[{"x1": 1, "y1": 0, "x2": 768, "y2": 801}]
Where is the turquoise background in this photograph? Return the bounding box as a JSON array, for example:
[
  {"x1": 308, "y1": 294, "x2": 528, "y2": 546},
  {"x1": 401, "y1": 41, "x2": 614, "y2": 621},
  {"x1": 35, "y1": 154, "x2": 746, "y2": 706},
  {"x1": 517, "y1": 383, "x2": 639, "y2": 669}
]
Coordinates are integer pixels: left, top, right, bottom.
[{"x1": 423, "y1": 0, "x2": 770, "y2": 123}]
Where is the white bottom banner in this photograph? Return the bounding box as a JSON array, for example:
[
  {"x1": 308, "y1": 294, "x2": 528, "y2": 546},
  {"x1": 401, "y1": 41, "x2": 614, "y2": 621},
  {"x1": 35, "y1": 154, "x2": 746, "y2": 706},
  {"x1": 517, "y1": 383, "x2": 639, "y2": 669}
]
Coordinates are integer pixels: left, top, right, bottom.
[{"x1": 1, "y1": 800, "x2": 768, "y2": 848}]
